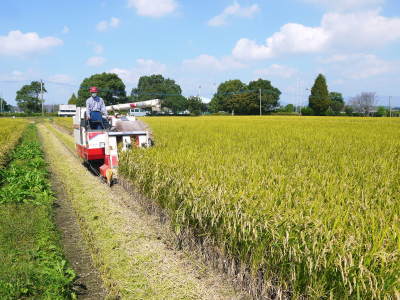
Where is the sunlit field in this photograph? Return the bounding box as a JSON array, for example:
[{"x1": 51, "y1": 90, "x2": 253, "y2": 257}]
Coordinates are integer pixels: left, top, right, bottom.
[
  {"x1": 120, "y1": 116, "x2": 400, "y2": 298},
  {"x1": 0, "y1": 119, "x2": 27, "y2": 167}
]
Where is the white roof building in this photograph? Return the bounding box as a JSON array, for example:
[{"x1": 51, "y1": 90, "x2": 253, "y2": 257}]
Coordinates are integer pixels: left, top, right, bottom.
[{"x1": 58, "y1": 104, "x2": 76, "y2": 117}]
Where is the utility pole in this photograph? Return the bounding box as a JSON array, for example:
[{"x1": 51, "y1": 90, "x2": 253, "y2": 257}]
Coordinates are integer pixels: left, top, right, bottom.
[
  {"x1": 389, "y1": 96, "x2": 392, "y2": 117},
  {"x1": 40, "y1": 79, "x2": 44, "y2": 116},
  {"x1": 259, "y1": 88, "x2": 262, "y2": 116},
  {"x1": 296, "y1": 78, "x2": 300, "y2": 113}
]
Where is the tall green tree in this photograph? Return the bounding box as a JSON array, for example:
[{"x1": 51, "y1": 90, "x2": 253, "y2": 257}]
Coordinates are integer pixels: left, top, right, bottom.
[
  {"x1": 77, "y1": 73, "x2": 127, "y2": 106},
  {"x1": 15, "y1": 81, "x2": 46, "y2": 113},
  {"x1": 0, "y1": 97, "x2": 12, "y2": 112},
  {"x1": 68, "y1": 93, "x2": 78, "y2": 105},
  {"x1": 209, "y1": 79, "x2": 281, "y2": 114},
  {"x1": 329, "y1": 92, "x2": 344, "y2": 114},
  {"x1": 209, "y1": 80, "x2": 247, "y2": 114},
  {"x1": 185, "y1": 96, "x2": 206, "y2": 115},
  {"x1": 376, "y1": 106, "x2": 387, "y2": 117},
  {"x1": 279, "y1": 104, "x2": 295, "y2": 113},
  {"x1": 247, "y1": 79, "x2": 281, "y2": 113},
  {"x1": 309, "y1": 74, "x2": 330, "y2": 115},
  {"x1": 131, "y1": 74, "x2": 186, "y2": 113}
]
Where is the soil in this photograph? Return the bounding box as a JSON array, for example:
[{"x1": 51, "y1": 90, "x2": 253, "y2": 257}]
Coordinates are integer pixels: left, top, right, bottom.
[{"x1": 41, "y1": 130, "x2": 107, "y2": 299}]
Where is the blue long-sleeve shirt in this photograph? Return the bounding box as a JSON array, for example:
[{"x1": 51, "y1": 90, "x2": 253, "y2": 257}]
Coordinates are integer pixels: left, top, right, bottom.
[{"x1": 86, "y1": 96, "x2": 107, "y2": 117}]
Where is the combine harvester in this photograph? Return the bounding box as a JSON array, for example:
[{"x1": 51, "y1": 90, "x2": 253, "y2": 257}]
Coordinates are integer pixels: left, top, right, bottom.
[{"x1": 73, "y1": 99, "x2": 161, "y2": 186}]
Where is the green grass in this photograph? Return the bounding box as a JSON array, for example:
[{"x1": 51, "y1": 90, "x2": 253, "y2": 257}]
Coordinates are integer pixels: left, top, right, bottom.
[
  {"x1": 119, "y1": 116, "x2": 400, "y2": 298},
  {"x1": 0, "y1": 124, "x2": 75, "y2": 299}
]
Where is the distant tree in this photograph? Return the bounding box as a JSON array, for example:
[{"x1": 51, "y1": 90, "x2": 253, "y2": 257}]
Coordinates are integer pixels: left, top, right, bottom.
[
  {"x1": 77, "y1": 73, "x2": 127, "y2": 107},
  {"x1": 247, "y1": 79, "x2": 281, "y2": 113},
  {"x1": 309, "y1": 74, "x2": 330, "y2": 115},
  {"x1": 0, "y1": 97, "x2": 12, "y2": 112},
  {"x1": 209, "y1": 79, "x2": 280, "y2": 115},
  {"x1": 329, "y1": 92, "x2": 344, "y2": 114},
  {"x1": 286, "y1": 104, "x2": 295, "y2": 112},
  {"x1": 16, "y1": 81, "x2": 46, "y2": 113},
  {"x1": 279, "y1": 104, "x2": 295, "y2": 113},
  {"x1": 209, "y1": 80, "x2": 247, "y2": 114},
  {"x1": 344, "y1": 105, "x2": 353, "y2": 115},
  {"x1": 186, "y1": 96, "x2": 205, "y2": 115},
  {"x1": 376, "y1": 106, "x2": 386, "y2": 117},
  {"x1": 301, "y1": 106, "x2": 314, "y2": 116},
  {"x1": 131, "y1": 74, "x2": 186, "y2": 113},
  {"x1": 68, "y1": 93, "x2": 78, "y2": 105},
  {"x1": 325, "y1": 107, "x2": 335, "y2": 116},
  {"x1": 349, "y1": 92, "x2": 377, "y2": 116}
]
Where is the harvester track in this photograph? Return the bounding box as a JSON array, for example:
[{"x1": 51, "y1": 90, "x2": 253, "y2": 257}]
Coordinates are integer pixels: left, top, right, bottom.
[{"x1": 41, "y1": 122, "x2": 243, "y2": 299}]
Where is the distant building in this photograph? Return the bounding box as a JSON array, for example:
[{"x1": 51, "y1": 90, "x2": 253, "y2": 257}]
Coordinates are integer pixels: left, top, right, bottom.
[
  {"x1": 58, "y1": 104, "x2": 76, "y2": 117},
  {"x1": 128, "y1": 108, "x2": 149, "y2": 117}
]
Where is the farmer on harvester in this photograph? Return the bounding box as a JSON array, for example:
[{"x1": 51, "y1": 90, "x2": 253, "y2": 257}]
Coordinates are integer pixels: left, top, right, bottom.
[{"x1": 86, "y1": 86, "x2": 108, "y2": 129}]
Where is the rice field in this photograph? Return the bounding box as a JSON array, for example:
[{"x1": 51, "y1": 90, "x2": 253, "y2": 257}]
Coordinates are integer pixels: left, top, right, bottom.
[
  {"x1": 53, "y1": 117, "x2": 73, "y2": 134},
  {"x1": 0, "y1": 118, "x2": 27, "y2": 167},
  {"x1": 119, "y1": 116, "x2": 400, "y2": 298}
]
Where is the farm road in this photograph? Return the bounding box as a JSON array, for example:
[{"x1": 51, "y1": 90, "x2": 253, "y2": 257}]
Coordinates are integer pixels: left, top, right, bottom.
[{"x1": 38, "y1": 123, "x2": 243, "y2": 299}]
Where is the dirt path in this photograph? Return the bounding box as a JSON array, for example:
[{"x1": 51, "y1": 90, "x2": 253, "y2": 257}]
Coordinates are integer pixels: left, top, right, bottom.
[
  {"x1": 52, "y1": 174, "x2": 107, "y2": 299},
  {"x1": 38, "y1": 124, "x2": 245, "y2": 299}
]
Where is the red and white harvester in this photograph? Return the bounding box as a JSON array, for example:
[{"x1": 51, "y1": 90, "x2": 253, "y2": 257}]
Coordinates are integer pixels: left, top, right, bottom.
[{"x1": 73, "y1": 99, "x2": 161, "y2": 185}]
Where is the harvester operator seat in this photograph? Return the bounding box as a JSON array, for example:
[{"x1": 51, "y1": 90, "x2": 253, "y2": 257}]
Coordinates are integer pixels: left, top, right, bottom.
[{"x1": 88, "y1": 111, "x2": 109, "y2": 130}]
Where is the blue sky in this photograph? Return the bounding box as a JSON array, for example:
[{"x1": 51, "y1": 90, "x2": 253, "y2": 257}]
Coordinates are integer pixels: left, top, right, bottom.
[{"x1": 0, "y1": 0, "x2": 399, "y2": 106}]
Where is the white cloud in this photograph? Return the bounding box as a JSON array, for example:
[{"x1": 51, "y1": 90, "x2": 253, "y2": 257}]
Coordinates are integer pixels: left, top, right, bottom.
[
  {"x1": 321, "y1": 10, "x2": 400, "y2": 48},
  {"x1": 0, "y1": 30, "x2": 63, "y2": 56},
  {"x1": 86, "y1": 56, "x2": 106, "y2": 67},
  {"x1": 127, "y1": 0, "x2": 177, "y2": 17},
  {"x1": 321, "y1": 53, "x2": 394, "y2": 79},
  {"x1": 255, "y1": 64, "x2": 298, "y2": 78},
  {"x1": 232, "y1": 10, "x2": 400, "y2": 60},
  {"x1": 96, "y1": 17, "x2": 120, "y2": 32},
  {"x1": 11, "y1": 70, "x2": 25, "y2": 80},
  {"x1": 303, "y1": 0, "x2": 384, "y2": 11},
  {"x1": 0, "y1": 69, "x2": 39, "y2": 82},
  {"x1": 48, "y1": 74, "x2": 74, "y2": 84},
  {"x1": 96, "y1": 21, "x2": 108, "y2": 32},
  {"x1": 110, "y1": 59, "x2": 166, "y2": 84},
  {"x1": 182, "y1": 54, "x2": 245, "y2": 71},
  {"x1": 62, "y1": 26, "x2": 70, "y2": 34},
  {"x1": 2, "y1": 70, "x2": 27, "y2": 81},
  {"x1": 233, "y1": 24, "x2": 328, "y2": 59},
  {"x1": 208, "y1": 2, "x2": 260, "y2": 26}
]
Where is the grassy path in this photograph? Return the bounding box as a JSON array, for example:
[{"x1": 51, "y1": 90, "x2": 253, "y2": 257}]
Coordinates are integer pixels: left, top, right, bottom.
[{"x1": 38, "y1": 123, "x2": 242, "y2": 299}]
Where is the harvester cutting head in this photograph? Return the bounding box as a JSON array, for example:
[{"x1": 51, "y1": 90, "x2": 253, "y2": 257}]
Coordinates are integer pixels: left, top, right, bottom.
[{"x1": 73, "y1": 100, "x2": 160, "y2": 185}]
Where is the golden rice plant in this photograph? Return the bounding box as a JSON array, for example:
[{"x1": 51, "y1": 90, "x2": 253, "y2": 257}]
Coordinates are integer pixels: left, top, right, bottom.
[
  {"x1": 120, "y1": 116, "x2": 399, "y2": 298},
  {"x1": 0, "y1": 118, "x2": 28, "y2": 167},
  {"x1": 53, "y1": 117, "x2": 73, "y2": 134}
]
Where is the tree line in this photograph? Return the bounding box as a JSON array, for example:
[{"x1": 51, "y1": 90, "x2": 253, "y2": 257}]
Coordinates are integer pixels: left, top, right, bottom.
[
  {"x1": 10, "y1": 72, "x2": 394, "y2": 116},
  {"x1": 66, "y1": 73, "x2": 282, "y2": 115}
]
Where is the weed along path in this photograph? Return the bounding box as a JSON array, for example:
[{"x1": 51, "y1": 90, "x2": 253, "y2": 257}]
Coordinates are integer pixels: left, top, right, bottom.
[{"x1": 38, "y1": 124, "x2": 242, "y2": 299}]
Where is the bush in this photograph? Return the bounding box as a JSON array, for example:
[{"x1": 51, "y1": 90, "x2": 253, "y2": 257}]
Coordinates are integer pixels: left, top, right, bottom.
[{"x1": 301, "y1": 107, "x2": 314, "y2": 116}]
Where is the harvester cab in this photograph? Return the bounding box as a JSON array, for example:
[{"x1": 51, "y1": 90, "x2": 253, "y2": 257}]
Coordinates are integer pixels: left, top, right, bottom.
[{"x1": 73, "y1": 99, "x2": 161, "y2": 186}]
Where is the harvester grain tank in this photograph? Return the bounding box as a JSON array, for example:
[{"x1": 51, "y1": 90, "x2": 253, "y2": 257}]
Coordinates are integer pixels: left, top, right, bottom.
[{"x1": 73, "y1": 99, "x2": 161, "y2": 185}]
